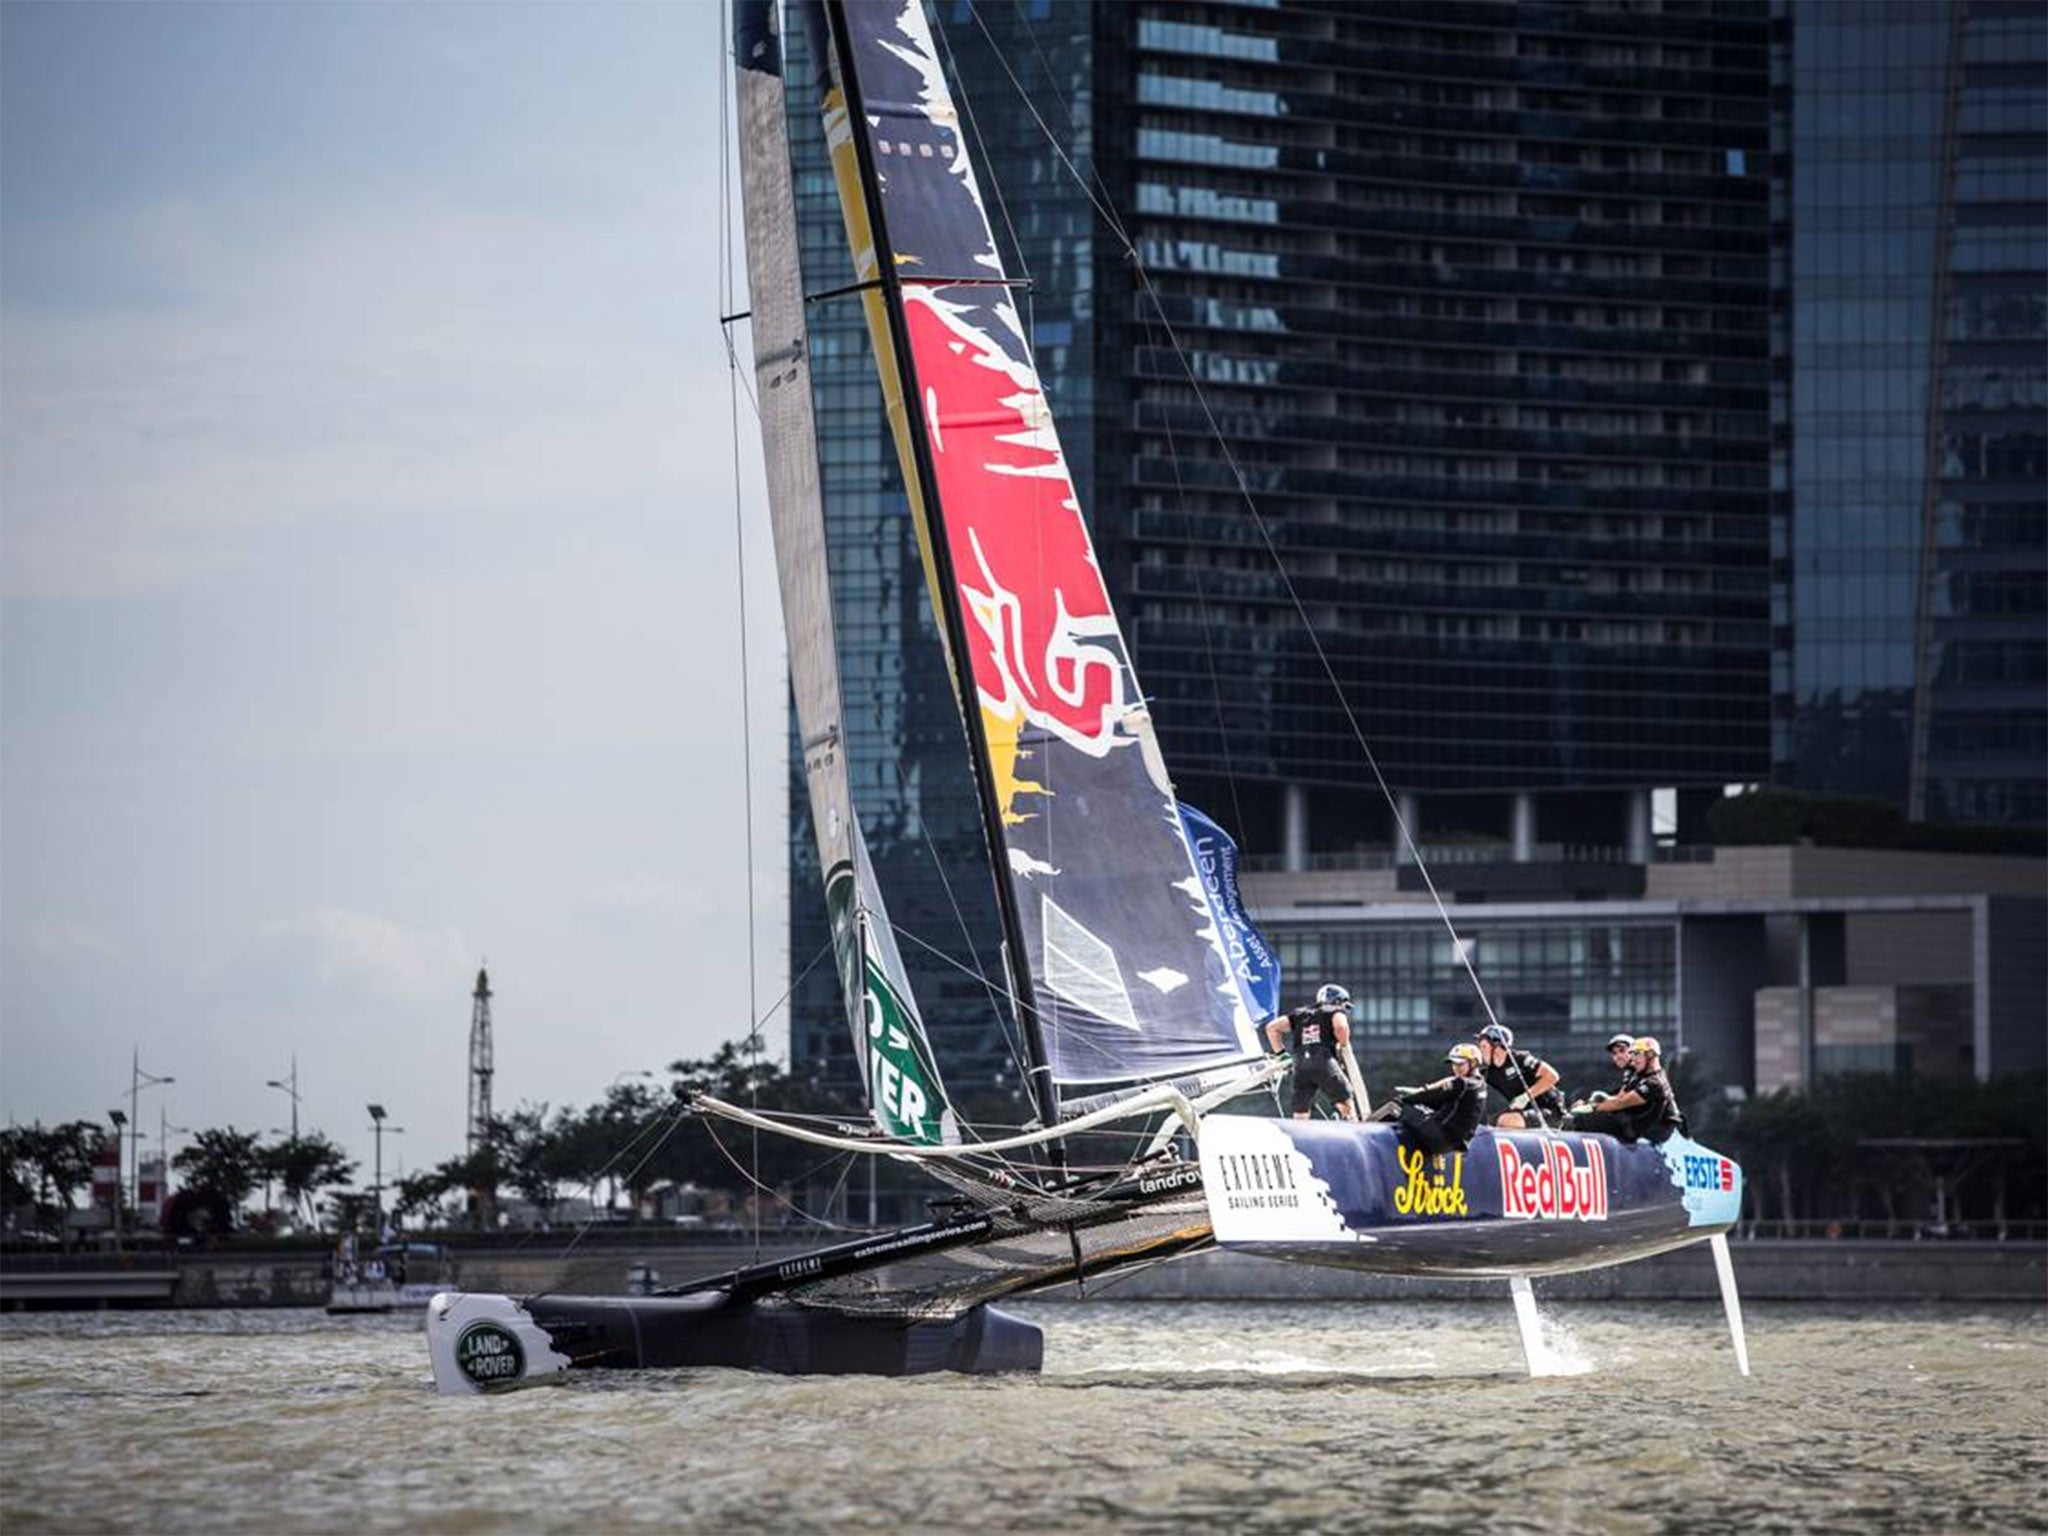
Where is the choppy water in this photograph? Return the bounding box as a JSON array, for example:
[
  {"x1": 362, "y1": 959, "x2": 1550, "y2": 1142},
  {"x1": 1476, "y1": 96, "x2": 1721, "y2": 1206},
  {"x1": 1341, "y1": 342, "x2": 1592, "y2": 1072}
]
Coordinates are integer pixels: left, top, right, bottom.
[{"x1": 2, "y1": 1300, "x2": 2043, "y2": 1534}]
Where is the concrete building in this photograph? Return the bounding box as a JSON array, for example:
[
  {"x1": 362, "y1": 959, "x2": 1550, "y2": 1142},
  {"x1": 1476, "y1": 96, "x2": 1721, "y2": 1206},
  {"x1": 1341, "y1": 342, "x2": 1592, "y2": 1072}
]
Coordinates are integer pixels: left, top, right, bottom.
[{"x1": 1244, "y1": 843, "x2": 2045, "y2": 1093}]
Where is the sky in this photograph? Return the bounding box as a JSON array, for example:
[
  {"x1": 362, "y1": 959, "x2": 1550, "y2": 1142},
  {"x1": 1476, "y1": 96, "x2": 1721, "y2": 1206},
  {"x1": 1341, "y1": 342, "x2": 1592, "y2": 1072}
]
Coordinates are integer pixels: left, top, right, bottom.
[{"x1": 0, "y1": 2, "x2": 795, "y2": 1183}]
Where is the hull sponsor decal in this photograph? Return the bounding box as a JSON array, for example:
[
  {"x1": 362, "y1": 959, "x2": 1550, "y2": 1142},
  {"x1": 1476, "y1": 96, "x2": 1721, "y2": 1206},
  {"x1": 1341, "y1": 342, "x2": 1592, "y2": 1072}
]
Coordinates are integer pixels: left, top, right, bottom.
[{"x1": 1496, "y1": 1137, "x2": 1610, "y2": 1222}]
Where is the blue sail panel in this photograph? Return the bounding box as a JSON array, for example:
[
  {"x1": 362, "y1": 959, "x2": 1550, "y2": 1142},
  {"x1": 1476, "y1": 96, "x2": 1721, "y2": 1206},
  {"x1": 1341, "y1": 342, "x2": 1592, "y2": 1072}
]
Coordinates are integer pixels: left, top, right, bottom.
[{"x1": 1178, "y1": 804, "x2": 1282, "y2": 1024}]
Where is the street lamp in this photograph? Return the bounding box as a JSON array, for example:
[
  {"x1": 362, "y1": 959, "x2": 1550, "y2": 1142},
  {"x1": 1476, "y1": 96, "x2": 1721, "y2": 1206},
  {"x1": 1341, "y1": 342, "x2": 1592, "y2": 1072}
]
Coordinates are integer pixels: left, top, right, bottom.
[
  {"x1": 128, "y1": 1050, "x2": 174, "y2": 1215},
  {"x1": 366, "y1": 1104, "x2": 405, "y2": 1235},
  {"x1": 159, "y1": 1110, "x2": 193, "y2": 1210},
  {"x1": 107, "y1": 1109, "x2": 127, "y2": 1242},
  {"x1": 265, "y1": 1056, "x2": 301, "y2": 1141}
]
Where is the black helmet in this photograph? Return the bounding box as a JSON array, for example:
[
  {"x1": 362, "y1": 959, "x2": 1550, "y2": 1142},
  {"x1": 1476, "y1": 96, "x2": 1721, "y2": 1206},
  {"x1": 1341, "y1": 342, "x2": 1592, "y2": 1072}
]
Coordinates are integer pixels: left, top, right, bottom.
[
  {"x1": 1476, "y1": 1022, "x2": 1514, "y2": 1049},
  {"x1": 1606, "y1": 1033, "x2": 1635, "y2": 1052}
]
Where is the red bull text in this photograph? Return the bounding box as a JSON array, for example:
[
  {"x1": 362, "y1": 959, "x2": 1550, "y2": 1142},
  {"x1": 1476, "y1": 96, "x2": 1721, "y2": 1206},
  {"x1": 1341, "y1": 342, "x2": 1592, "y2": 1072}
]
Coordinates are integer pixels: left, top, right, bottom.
[{"x1": 1496, "y1": 1138, "x2": 1610, "y2": 1222}]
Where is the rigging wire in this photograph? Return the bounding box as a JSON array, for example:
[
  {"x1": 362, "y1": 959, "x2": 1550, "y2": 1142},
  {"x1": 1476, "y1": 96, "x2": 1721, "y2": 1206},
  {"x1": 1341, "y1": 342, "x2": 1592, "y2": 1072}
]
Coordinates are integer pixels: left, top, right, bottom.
[
  {"x1": 884, "y1": 756, "x2": 1038, "y2": 1116},
  {"x1": 718, "y1": 0, "x2": 770, "y2": 1255},
  {"x1": 1137, "y1": 297, "x2": 1252, "y2": 841},
  {"x1": 704, "y1": 1116, "x2": 868, "y2": 1232},
  {"x1": 961, "y1": 1, "x2": 1507, "y2": 1035}
]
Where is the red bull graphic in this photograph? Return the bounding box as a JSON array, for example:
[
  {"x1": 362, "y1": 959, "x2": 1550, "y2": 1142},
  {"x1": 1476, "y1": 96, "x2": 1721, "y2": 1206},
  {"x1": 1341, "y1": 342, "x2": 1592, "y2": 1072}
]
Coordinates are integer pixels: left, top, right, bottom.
[
  {"x1": 1496, "y1": 1138, "x2": 1610, "y2": 1222},
  {"x1": 816, "y1": 0, "x2": 1264, "y2": 1087},
  {"x1": 904, "y1": 295, "x2": 1124, "y2": 773}
]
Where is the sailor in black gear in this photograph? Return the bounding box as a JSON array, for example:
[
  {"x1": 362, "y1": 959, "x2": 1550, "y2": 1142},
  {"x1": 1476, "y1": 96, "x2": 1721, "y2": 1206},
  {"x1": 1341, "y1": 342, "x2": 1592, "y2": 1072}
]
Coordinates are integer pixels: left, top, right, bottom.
[
  {"x1": 1473, "y1": 1022, "x2": 1567, "y2": 1129},
  {"x1": 1582, "y1": 1032, "x2": 1637, "y2": 1109},
  {"x1": 1567, "y1": 1037, "x2": 1684, "y2": 1144},
  {"x1": 1265, "y1": 983, "x2": 1357, "y2": 1121},
  {"x1": 1382, "y1": 1043, "x2": 1486, "y2": 1156}
]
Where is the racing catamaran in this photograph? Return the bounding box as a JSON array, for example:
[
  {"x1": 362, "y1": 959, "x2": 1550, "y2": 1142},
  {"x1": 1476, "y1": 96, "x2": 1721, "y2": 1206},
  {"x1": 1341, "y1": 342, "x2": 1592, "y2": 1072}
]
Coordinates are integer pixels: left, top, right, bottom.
[{"x1": 427, "y1": 0, "x2": 1749, "y2": 1395}]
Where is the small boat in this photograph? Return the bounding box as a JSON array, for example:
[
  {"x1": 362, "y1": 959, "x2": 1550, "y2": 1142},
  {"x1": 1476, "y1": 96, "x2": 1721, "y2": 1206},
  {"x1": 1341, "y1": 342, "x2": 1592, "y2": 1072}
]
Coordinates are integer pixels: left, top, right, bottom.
[
  {"x1": 328, "y1": 1241, "x2": 458, "y2": 1315},
  {"x1": 428, "y1": 0, "x2": 1749, "y2": 1394}
]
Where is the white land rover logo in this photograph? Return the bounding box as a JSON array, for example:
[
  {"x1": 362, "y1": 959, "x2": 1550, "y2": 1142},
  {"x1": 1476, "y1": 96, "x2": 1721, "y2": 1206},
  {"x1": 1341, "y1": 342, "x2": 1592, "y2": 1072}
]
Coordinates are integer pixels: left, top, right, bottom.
[{"x1": 455, "y1": 1321, "x2": 525, "y2": 1387}]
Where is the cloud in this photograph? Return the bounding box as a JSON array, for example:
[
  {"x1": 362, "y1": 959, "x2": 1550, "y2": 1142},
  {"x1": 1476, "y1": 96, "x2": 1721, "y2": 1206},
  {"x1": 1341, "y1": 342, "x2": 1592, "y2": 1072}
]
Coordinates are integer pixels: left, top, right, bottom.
[
  {"x1": 0, "y1": 178, "x2": 715, "y2": 602},
  {"x1": 200, "y1": 908, "x2": 474, "y2": 1010},
  {"x1": 23, "y1": 921, "x2": 129, "y2": 967}
]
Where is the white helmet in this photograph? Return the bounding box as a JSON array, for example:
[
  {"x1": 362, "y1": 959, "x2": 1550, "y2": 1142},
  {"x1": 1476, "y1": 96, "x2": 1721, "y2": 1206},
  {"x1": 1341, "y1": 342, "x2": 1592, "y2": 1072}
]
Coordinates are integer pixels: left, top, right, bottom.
[{"x1": 1315, "y1": 984, "x2": 1350, "y2": 1009}]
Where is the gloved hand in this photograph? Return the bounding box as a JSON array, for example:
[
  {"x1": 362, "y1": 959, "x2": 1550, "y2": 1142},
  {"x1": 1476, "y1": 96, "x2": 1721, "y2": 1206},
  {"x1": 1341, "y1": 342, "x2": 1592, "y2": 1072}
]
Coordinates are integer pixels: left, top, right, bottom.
[
  {"x1": 1568, "y1": 1100, "x2": 1590, "y2": 1115},
  {"x1": 1393, "y1": 1085, "x2": 1421, "y2": 1100},
  {"x1": 1510, "y1": 1092, "x2": 1531, "y2": 1111},
  {"x1": 1588, "y1": 1090, "x2": 1610, "y2": 1105}
]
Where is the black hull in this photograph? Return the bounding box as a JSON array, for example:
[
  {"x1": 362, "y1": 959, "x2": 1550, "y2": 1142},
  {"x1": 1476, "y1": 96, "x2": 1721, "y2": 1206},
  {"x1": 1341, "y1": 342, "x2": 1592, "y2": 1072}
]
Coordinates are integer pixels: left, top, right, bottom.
[
  {"x1": 427, "y1": 1289, "x2": 1041, "y2": 1391},
  {"x1": 528, "y1": 1291, "x2": 1042, "y2": 1375}
]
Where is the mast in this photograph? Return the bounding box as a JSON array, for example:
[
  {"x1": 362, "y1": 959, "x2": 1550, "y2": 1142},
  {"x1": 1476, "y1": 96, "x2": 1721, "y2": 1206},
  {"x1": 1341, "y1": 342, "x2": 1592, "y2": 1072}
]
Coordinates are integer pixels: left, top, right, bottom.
[
  {"x1": 732, "y1": 0, "x2": 952, "y2": 1145},
  {"x1": 812, "y1": 0, "x2": 1062, "y2": 1140}
]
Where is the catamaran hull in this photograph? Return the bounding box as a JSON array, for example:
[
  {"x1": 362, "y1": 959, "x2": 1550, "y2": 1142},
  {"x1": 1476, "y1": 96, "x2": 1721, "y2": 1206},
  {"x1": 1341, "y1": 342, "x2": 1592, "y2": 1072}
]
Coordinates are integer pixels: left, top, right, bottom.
[
  {"x1": 1199, "y1": 1117, "x2": 1743, "y2": 1279},
  {"x1": 426, "y1": 1289, "x2": 1042, "y2": 1395}
]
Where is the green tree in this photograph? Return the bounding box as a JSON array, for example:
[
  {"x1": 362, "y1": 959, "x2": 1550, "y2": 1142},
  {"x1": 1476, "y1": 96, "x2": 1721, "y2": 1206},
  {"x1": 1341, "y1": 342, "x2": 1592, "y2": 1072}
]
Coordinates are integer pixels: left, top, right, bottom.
[
  {"x1": 0, "y1": 1122, "x2": 105, "y2": 1234},
  {"x1": 431, "y1": 1147, "x2": 503, "y2": 1230},
  {"x1": 9, "y1": 1121, "x2": 109, "y2": 1220},
  {"x1": 391, "y1": 1167, "x2": 456, "y2": 1228},
  {"x1": 265, "y1": 1134, "x2": 358, "y2": 1228},
  {"x1": 173, "y1": 1127, "x2": 266, "y2": 1217},
  {"x1": 489, "y1": 1104, "x2": 589, "y2": 1217}
]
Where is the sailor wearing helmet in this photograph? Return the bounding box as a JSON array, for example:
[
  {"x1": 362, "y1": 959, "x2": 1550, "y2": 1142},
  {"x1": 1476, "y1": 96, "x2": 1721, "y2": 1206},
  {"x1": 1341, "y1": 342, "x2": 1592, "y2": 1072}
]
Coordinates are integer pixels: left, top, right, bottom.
[
  {"x1": 1472, "y1": 1022, "x2": 1567, "y2": 1129},
  {"x1": 1566, "y1": 1037, "x2": 1684, "y2": 1144},
  {"x1": 1264, "y1": 983, "x2": 1358, "y2": 1121},
  {"x1": 1377, "y1": 1042, "x2": 1487, "y2": 1156}
]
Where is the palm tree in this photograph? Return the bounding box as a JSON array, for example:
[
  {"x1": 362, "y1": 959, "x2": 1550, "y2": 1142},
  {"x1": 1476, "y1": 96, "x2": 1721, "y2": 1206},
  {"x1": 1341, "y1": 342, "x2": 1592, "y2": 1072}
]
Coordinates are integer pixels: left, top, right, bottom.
[{"x1": 265, "y1": 1134, "x2": 358, "y2": 1230}]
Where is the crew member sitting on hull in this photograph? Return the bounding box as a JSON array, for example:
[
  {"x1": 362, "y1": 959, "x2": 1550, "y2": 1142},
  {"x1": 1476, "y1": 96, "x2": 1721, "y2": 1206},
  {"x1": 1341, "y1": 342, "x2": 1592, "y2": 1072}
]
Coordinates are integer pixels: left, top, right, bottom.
[
  {"x1": 1266, "y1": 983, "x2": 1358, "y2": 1121},
  {"x1": 1566, "y1": 1036, "x2": 1684, "y2": 1144},
  {"x1": 1473, "y1": 1022, "x2": 1567, "y2": 1129},
  {"x1": 1575, "y1": 1032, "x2": 1637, "y2": 1111},
  {"x1": 1378, "y1": 1043, "x2": 1487, "y2": 1156}
]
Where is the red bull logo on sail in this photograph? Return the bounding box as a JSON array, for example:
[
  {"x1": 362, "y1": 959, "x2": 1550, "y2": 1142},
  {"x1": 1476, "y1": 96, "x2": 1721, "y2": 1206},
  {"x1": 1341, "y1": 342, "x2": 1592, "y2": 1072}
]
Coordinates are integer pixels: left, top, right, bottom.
[
  {"x1": 1496, "y1": 1138, "x2": 1610, "y2": 1222},
  {"x1": 904, "y1": 293, "x2": 1129, "y2": 757}
]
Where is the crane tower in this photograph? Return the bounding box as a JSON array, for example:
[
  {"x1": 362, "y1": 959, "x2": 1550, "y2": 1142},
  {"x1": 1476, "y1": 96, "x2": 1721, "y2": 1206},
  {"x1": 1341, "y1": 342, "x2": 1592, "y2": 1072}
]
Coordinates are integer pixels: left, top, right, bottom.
[{"x1": 466, "y1": 967, "x2": 494, "y2": 1156}]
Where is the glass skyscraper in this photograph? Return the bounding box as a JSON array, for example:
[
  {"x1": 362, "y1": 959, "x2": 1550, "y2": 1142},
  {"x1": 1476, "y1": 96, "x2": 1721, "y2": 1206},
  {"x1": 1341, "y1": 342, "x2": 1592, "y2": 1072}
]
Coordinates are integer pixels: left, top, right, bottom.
[{"x1": 1777, "y1": 0, "x2": 2047, "y2": 825}]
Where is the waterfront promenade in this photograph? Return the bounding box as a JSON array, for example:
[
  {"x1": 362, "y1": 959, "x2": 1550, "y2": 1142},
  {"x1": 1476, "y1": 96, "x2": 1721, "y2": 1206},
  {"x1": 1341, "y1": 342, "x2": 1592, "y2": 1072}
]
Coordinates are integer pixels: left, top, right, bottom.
[{"x1": 3, "y1": 1229, "x2": 2041, "y2": 1310}]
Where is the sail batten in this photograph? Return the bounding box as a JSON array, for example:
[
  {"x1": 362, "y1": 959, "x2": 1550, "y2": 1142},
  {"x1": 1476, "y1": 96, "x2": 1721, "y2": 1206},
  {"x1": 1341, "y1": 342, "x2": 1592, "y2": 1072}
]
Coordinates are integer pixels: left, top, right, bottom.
[{"x1": 810, "y1": 0, "x2": 1268, "y2": 1105}]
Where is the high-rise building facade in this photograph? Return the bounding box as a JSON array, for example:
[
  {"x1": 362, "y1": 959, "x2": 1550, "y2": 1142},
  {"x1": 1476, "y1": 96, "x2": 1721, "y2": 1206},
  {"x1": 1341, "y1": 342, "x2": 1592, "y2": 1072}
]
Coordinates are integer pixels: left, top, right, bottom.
[
  {"x1": 1775, "y1": 0, "x2": 2047, "y2": 825},
  {"x1": 777, "y1": 0, "x2": 2040, "y2": 1101},
  {"x1": 783, "y1": 0, "x2": 1776, "y2": 1095}
]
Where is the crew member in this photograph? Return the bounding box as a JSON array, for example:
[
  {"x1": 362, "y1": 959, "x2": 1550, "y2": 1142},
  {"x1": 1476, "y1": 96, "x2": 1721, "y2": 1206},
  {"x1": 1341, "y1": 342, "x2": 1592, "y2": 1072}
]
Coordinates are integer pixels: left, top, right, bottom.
[
  {"x1": 1266, "y1": 983, "x2": 1357, "y2": 1121},
  {"x1": 1473, "y1": 1022, "x2": 1567, "y2": 1129},
  {"x1": 1384, "y1": 1043, "x2": 1487, "y2": 1156},
  {"x1": 1567, "y1": 1036, "x2": 1683, "y2": 1143}
]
